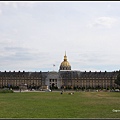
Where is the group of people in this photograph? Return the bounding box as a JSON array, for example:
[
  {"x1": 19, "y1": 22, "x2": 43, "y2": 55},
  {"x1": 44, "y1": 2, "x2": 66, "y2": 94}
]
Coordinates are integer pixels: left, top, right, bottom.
[{"x1": 60, "y1": 91, "x2": 74, "y2": 95}]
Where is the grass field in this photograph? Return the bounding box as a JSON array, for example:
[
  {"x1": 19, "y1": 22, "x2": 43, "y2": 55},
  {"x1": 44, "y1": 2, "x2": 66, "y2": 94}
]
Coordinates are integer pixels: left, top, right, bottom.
[{"x1": 0, "y1": 91, "x2": 120, "y2": 118}]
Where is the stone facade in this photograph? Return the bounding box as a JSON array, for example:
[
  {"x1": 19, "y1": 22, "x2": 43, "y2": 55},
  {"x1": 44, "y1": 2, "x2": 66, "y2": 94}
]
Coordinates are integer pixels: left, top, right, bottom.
[
  {"x1": 45, "y1": 71, "x2": 62, "y2": 89},
  {"x1": 59, "y1": 70, "x2": 119, "y2": 89},
  {"x1": 0, "y1": 71, "x2": 42, "y2": 89}
]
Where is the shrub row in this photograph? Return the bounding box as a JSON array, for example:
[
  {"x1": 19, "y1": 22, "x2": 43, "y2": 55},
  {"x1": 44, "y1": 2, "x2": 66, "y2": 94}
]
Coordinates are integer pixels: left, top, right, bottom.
[{"x1": 0, "y1": 89, "x2": 14, "y2": 93}]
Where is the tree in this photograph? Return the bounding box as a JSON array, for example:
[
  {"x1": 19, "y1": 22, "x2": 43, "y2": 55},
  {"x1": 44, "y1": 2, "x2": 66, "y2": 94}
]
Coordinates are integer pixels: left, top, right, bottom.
[{"x1": 115, "y1": 73, "x2": 120, "y2": 86}]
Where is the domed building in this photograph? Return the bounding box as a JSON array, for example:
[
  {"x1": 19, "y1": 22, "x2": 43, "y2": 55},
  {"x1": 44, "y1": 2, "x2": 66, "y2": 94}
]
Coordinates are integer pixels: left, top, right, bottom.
[
  {"x1": 59, "y1": 52, "x2": 71, "y2": 70},
  {"x1": 0, "y1": 52, "x2": 119, "y2": 90}
]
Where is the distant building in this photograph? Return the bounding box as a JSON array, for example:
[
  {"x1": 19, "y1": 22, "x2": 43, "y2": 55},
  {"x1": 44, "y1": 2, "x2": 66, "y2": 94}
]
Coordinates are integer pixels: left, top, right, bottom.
[{"x1": 0, "y1": 52, "x2": 119, "y2": 90}]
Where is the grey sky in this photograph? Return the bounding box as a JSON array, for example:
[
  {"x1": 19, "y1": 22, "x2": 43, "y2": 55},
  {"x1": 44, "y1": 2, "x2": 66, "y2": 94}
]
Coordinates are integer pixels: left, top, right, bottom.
[{"x1": 0, "y1": 1, "x2": 120, "y2": 72}]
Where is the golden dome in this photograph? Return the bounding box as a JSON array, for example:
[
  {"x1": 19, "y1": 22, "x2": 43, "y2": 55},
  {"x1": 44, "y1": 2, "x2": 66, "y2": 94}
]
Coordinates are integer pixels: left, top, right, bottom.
[
  {"x1": 59, "y1": 52, "x2": 71, "y2": 70},
  {"x1": 60, "y1": 61, "x2": 71, "y2": 67}
]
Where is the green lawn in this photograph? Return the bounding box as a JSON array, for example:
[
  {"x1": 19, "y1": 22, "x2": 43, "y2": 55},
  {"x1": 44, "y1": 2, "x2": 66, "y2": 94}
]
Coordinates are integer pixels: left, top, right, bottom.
[{"x1": 0, "y1": 91, "x2": 120, "y2": 118}]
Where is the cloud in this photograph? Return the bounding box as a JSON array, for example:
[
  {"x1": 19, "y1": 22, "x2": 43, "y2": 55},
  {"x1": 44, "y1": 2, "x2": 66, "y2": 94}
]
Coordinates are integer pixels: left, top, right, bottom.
[
  {"x1": 12, "y1": 2, "x2": 18, "y2": 9},
  {"x1": 0, "y1": 9, "x2": 2, "y2": 15},
  {"x1": 68, "y1": 50, "x2": 120, "y2": 72},
  {"x1": 88, "y1": 17, "x2": 117, "y2": 28},
  {"x1": 2, "y1": 2, "x2": 10, "y2": 6},
  {"x1": 0, "y1": 1, "x2": 36, "y2": 8},
  {"x1": 1, "y1": 47, "x2": 41, "y2": 60},
  {"x1": 0, "y1": 38, "x2": 13, "y2": 45},
  {"x1": 107, "y1": 4, "x2": 111, "y2": 9},
  {"x1": 0, "y1": 2, "x2": 17, "y2": 8},
  {"x1": 0, "y1": 46, "x2": 52, "y2": 71}
]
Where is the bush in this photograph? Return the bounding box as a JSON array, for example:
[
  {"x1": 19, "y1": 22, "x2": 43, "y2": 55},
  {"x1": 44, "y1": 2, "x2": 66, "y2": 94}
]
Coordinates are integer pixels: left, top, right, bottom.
[{"x1": 0, "y1": 89, "x2": 14, "y2": 93}]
